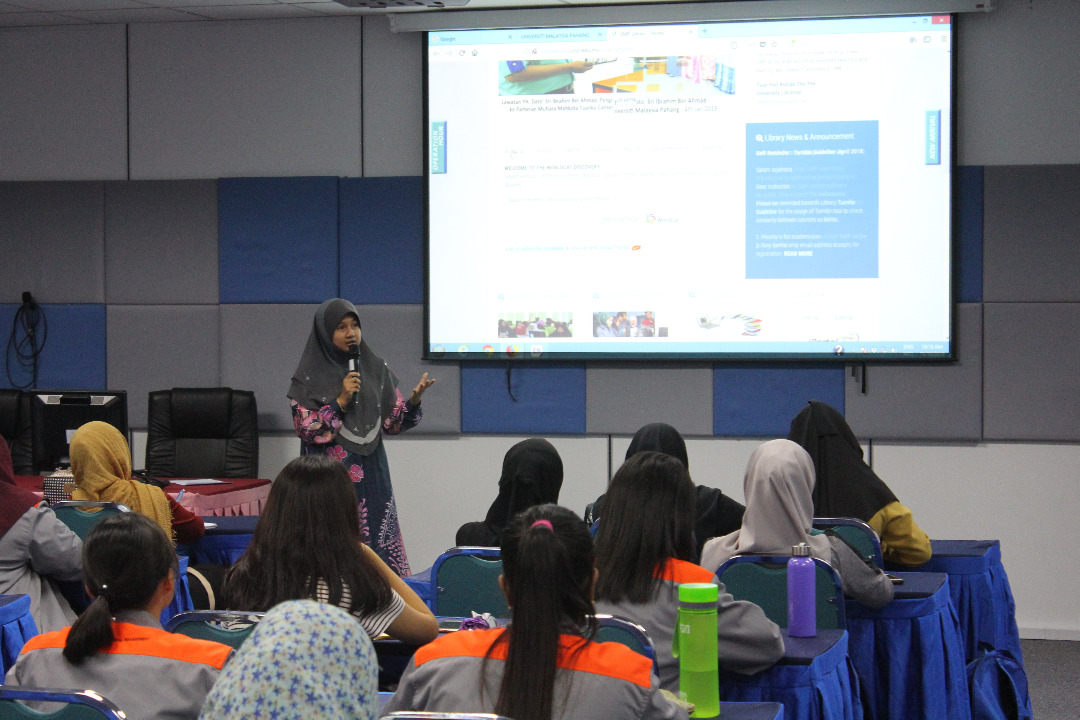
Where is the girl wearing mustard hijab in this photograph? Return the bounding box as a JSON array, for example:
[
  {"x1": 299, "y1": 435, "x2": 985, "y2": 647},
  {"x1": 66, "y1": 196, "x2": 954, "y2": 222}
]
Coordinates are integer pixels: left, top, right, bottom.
[{"x1": 69, "y1": 421, "x2": 204, "y2": 545}]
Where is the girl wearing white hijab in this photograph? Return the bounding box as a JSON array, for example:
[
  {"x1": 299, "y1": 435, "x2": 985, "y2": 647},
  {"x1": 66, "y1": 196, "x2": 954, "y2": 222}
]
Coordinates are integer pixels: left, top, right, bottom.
[{"x1": 700, "y1": 439, "x2": 894, "y2": 608}]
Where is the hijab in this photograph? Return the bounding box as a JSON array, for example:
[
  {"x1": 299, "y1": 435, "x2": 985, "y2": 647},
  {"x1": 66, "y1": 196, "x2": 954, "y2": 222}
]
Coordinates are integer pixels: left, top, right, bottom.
[
  {"x1": 787, "y1": 400, "x2": 897, "y2": 521},
  {"x1": 69, "y1": 421, "x2": 174, "y2": 542},
  {"x1": 288, "y1": 298, "x2": 399, "y2": 457},
  {"x1": 0, "y1": 437, "x2": 39, "y2": 537},
  {"x1": 700, "y1": 439, "x2": 831, "y2": 572},
  {"x1": 198, "y1": 600, "x2": 378, "y2": 720}
]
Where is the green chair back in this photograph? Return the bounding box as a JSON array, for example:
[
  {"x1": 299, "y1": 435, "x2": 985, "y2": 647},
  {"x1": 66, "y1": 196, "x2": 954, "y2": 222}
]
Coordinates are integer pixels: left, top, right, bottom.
[
  {"x1": 50, "y1": 502, "x2": 131, "y2": 541},
  {"x1": 717, "y1": 555, "x2": 846, "y2": 629},
  {"x1": 813, "y1": 517, "x2": 884, "y2": 568},
  {"x1": 431, "y1": 549, "x2": 508, "y2": 619},
  {"x1": 163, "y1": 610, "x2": 263, "y2": 650}
]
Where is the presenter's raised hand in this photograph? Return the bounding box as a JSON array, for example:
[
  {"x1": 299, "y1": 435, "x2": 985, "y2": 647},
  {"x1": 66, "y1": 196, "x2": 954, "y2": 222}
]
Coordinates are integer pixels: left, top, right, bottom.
[
  {"x1": 338, "y1": 371, "x2": 361, "y2": 409},
  {"x1": 409, "y1": 373, "x2": 435, "y2": 406}
]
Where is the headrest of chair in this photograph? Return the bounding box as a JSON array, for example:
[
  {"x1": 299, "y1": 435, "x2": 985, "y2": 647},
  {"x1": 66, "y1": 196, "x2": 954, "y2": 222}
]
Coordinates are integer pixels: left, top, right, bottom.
[
  {"x1": 170, "y1": 387, "x2": 235, "y2": 437},
  {"x1": 0, "y1": 389, "x2": 25, "y2": 438}
]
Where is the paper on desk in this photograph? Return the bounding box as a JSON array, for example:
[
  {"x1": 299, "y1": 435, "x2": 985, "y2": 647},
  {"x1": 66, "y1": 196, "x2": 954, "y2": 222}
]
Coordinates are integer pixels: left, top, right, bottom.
[{"x1": 170, "y1": 479, "x2": 229, "y2": 486}]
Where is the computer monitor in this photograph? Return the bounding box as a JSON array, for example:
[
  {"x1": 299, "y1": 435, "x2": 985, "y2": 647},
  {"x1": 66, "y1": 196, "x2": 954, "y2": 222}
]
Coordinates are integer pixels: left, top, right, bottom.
[{"x1": 29, "y1": 390, "x2": 129, "y2": 474}]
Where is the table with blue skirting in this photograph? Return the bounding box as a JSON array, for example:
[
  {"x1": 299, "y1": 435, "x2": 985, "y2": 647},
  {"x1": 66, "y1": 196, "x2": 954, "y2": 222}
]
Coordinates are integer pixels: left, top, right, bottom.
[
  {"x1": 846, "y1": 571, "x2": 970, "y2": 720},
  {"x1": 177, "y1": 515, "x2": 259, "y2": 566},
  {"x1": 718, "y1": 629, "x2": 862, "y2": 720},
  {"x1": 0, "y1": 594, "x2": 38, "y2": 676}
]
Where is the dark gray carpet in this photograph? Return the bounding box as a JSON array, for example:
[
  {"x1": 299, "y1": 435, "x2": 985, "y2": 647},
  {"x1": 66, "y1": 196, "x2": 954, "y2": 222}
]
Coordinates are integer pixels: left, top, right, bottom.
[{"x1": 1021, "y1": 639, "x2": 1080, "y2": 720}]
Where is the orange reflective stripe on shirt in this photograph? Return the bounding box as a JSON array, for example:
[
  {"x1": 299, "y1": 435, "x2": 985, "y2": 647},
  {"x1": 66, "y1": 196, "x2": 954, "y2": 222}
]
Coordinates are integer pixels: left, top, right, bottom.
[
  {"x1": 21, "y1": 623, "x2": 232, "y2": 669},
  {"x1": 655, "y1": 557, "x2": 715, "y2": 585}
]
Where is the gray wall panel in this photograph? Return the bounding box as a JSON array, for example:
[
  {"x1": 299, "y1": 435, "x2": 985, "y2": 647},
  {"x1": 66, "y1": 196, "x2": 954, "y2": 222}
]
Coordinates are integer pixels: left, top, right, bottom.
[
  {"x1": 0, "y1": 25, "x2": 127, "y2": 181},
  {"x1": 983, "y1": 165, "x2": 1080, "y2": 302},
  {"x1": 355, "y1": 304, "x2": 461, "y2": 434},
  {"x1": 128, "y1": 18, "x2": 362, "y2": 180},
  {"x1": 984, "y1": 303, "x2": 1080, "y2": 441},
  {"x1": 107, "y1": 305, "x2": 221, "y2": 429},
  {"x1": 0, "y1": 182, "x2": 105, "y2": 303},
  {"x1": 845, "y1": 303, "x2": 983, "y2": 441},
  {"x1": 585, "y1": 365, "x2": 713, "y2": 435},
  {"x1": 361, "y1": 17, "x2": 423, "y2": 178},
  {"x1": 104, "y1": 180, "x2": 219, "y2": 304},
  {"x1": 220, "y1": 303, "x2": 317, "y2": 433}
]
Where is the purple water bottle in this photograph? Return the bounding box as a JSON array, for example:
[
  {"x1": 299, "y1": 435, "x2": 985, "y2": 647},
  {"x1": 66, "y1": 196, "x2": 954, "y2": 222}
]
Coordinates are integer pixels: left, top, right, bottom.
[{"x1": 788, "y1": 542, "x2": 816, "y2": 637}]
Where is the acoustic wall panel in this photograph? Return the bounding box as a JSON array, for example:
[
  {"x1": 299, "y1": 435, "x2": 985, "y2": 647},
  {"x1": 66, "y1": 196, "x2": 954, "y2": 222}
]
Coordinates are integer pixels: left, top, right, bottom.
[
  {"x1": 0, "y1": 303, "x2": 106, "y2": 391},
  {"x1": 348, "y1": 304, "x2": 460, "y2": 434},
  {"x1": 585, "y1": 365, "x2": 712, "y2": 435},
  {"x1": 107, "y1": 305, "x2": 221, "y2": 429},
  {"x1": 361, "y1": 16, "x2": 424, "y2": 178},
  {"x1": 218, "y1": 177, "x2": 340, "y2": 304},
  {"x1": 0, "y1": 25, "x2": 127, "y2": 181},
  {"x1": 104, "y1": 180, "x2": 219, "y2": 305},
  {"x1": 844, "y1": 303, "x2": 983, "y2": 441},
  {"x1": 0, "y1": 182, "x2": 105, "y2": 304},
  {"x1": 713, "y1": 364, "x2": 844, "y2": 438},
  {"x1": 983, "y1": 165, "x2": 1080, "y2": 302},
  {"x1": 128, "y1": 18, "x2": 362, "y2": 179},
  {"x1": 339, "y1": 177, "x2": 424, "y2": 305},
  {"x1": 220, "y1": 303, "x2": 316, "y2": 433},
  {"x1": 461, "y1": 364, "x2": 586, "y2": 434},
  {"x1": 983, "y1": 302, "x2": 1080, "y2": 442},
  {"x1": 956, "y1": 165, "x2": 983, "y2": 304}
]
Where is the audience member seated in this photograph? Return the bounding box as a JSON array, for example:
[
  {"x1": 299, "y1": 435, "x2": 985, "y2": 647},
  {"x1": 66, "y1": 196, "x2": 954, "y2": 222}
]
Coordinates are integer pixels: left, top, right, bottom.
[
  {"x1": 701, "y1": 439, "x2": 894, "y2": 608},
  {"x1": 455, "y1": 438, "x2": 563, "y2": 547},
  {"x1": 222, "y1": 454, "x2": 437, "y2": 644},
  {"x1": 587, "y1": 422, "x2": 745, "y2": 556},
  {"x1": 0, "y1": 438, "x2": 83, "y2": 633},
  {"x1": 5, "y1": 513, "x2": 233, "y2": 720},
  {"x1": 594, "y1": 452, "x2": 784, "y2": 692},
  {"x1": 788, "y1": 400, "x2": 932, "y2": 565},
  {"x1": 69, "y1": 421, "x2": 204, "y2": 544},
  {"x1": 384, "y1": 504, "x2": 687, "y2": 720},
  {"x1": 198, "y1": 600, "x2": 378, "y2": 720}
]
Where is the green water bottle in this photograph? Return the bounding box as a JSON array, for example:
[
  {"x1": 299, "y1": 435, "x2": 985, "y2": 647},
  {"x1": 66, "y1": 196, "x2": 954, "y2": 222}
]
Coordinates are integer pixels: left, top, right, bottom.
[{"x1": 673, "y1": 582, "x2": 721, "y2": 719}]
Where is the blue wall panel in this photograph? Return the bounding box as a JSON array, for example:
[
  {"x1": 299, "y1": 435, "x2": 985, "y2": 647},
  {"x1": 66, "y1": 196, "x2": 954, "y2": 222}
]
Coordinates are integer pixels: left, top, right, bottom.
[
  {"x1": 218, "y1": 177, "x2": 340, "y2": 304},
  {"x1": 339, "y1": 177, "x2": 423, "y2": 305},
  {"x1": 713, "y1": 364, "x2": 844, "y2": 437},
  {"x1": 461, "y1": 363, "x2": 586, "y2": 434},
  {"x1": 0, "y1": 304, "x2": 106, "y2": 390},
  {"x1": 956, "y1": 165, "x2": 984, "y2": 303}
]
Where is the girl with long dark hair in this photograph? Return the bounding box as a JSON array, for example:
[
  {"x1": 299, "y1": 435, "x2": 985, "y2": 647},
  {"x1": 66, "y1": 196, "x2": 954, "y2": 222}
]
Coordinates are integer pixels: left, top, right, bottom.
[
  {"x1": 222, "y1": 454, "x2": 437, "y2": 644},
  {"x1": 6, "y1": 513, "x2": 232, "y2": 720},
  {"x1": 594, "y1": 451, "x2": 784, "y2": 692},
  {"x1": 385, "y1": 504, "x2": 686, "y2": 720}
]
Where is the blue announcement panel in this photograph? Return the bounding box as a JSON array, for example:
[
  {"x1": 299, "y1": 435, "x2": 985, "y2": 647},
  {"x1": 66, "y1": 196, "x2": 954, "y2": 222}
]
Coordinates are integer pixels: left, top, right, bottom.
[
  {"x1": 461, "y1": 363, "x2": 586, "y2": 434},
  {"x1": 339, "y1": 177, "x2": 424, "y2": 305},
  {"x1": 0, "y1": 304, "x2": 106, "y2": 390},
  {"x1": 713, "y1": 364, "x2": 844, "y2": 437},
  {"x1": 747, "y1": 121, "x2": 879, "y2": 279},
  {"x1": 218, "y1": 177, "x2": 340, "y2": 304}
]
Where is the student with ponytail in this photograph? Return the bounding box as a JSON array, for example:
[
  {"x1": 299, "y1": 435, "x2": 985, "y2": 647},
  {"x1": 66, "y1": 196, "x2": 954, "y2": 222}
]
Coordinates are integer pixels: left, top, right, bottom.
[
  {"x1": 5, "y1": 513, "x2": 233, "y2": 720},
  {"x1": 384, "y1": 504, "x2": 686, "y2": 720}
]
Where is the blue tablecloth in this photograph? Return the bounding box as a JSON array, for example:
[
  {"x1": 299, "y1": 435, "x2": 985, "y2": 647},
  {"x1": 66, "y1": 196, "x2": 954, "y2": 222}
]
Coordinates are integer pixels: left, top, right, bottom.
[
  {"x1": 161, "y1": 554, "x2": 194, "y2": 624},
  {"x1": 718, "y1": 629, "x2": 862, "y2": 720},
  {"x1": 177, "y1": 515, "x2": 258, "y2": 566},
  {"x1": 402, "y1": 566, "x2": 433, "y2": 609},
  {"x1": 846, "y1": 571, "x2": 970, "y2": 720},
  {"x1": 899, "y1": 539, "x2": 1023, "y2": 664},
  {"x1": 0, "y1": 594, "x2": 38, "y2": 676}
]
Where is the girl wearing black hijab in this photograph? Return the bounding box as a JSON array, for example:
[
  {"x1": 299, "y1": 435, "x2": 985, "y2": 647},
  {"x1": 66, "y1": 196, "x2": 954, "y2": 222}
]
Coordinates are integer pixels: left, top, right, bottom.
[
  {"x1": 456, "y1": 439, "x2": 563, "y2": 547},
  {"x1": 787, "y1": 400, "x2": 931, "y2": 566},
  {"x1": 587, "y1": 422, "x2": 745, "y2": 557},
  {"x1": 289, "y1": 298, "x2": 435, "y2": 576}
]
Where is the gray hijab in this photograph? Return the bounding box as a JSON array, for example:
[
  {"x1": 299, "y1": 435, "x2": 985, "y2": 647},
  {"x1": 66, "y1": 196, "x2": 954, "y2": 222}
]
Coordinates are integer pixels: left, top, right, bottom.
[
  {"x1": 699, "y1": 439, "x2": 831, "y2": 572},
  {"x1": 288, "y1": 299, "x2": 398, "y2": 457}
]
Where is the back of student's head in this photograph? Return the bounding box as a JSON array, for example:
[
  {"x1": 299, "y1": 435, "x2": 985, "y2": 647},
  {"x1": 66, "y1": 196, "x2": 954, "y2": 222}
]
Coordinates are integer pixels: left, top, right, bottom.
[
  {"x1": 222, "y1": 454, "x2": 390, "y2": 615},
  {"x1": 64, "y1": 512, "x2": 177, "y2": 665},
  {"x1": 490, "y1": 504, "x2": 595, "y2": 720},
  {"x1": 595, "y1": 451, "x2": 697, "y2": 604}
]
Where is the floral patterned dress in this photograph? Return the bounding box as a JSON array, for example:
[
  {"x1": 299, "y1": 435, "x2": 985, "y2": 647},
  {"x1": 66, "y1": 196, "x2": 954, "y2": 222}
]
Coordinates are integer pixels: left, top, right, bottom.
[{"x1": 291, "y1": 390, "x2": 421, "y2": 576}]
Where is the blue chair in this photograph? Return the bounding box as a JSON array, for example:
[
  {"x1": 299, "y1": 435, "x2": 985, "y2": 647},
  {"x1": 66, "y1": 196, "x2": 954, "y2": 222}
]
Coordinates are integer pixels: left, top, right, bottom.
[
  {"x1": 49, "y1": 502, "x2": 131, "y2": 541},
  {"x1": 0, "y1": 594, "x2": 38, "y2": 677},
  {"x1": 0, "y1": 687, "x2": 125, "y2": 719},
  {"x1": 429, "y1": 547, "x2": 508, "y2": 618},
  {"x1": 592, "y1": 614, "x2": 658, "y2": 674},
  {"x1": 163, "y1": 610, "x2": 264, "y2": 649},
  {"x1": 813, "y1": 517, "x2": 884, "y2": 569},
  {"x1": 716, "y1": 554, "x2": 847, "y2": 629}
]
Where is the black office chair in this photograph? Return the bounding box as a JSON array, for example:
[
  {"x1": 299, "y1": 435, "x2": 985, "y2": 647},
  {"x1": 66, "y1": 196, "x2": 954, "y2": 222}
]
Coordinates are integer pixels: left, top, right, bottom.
[
  {"x1": 145, "y1": 387, "x2": 259, "y2": 479},
  {"x1": 0, "y1": 389, "x2": 34, "y2": 475}
]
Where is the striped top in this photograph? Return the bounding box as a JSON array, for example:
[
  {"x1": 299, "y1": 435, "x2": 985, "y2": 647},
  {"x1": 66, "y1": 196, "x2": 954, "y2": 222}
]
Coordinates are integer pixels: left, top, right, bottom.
[{"x1": 314, "y1": 577, "x2": 406, "y2": 637}]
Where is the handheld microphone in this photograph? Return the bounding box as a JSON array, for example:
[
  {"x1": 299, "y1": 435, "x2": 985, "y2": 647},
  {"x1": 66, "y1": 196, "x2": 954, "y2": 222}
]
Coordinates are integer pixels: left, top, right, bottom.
[{"x1": 347, "y1": 344, "x2": 360, "y2": 374}]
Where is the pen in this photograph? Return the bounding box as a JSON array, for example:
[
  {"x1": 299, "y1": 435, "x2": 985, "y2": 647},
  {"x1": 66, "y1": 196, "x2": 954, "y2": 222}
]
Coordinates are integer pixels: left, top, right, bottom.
[{"x1": 177, "y1": 489, "x2": 185, "y2": 500}]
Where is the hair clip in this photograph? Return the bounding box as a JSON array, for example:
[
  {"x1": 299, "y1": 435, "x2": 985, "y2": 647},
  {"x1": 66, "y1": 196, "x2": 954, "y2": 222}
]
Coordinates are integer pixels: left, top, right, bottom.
[{"x1": 530, "y1": 519, "x2": 554, "y2": 532}]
